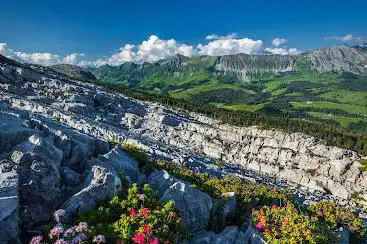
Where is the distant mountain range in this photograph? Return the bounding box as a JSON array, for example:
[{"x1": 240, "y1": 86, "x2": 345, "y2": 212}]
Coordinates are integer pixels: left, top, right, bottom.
[
  {"x1": 44, "y1": 45, "x2": 367, "y2": 132},
  {"x1": 85, "y1": 45, "x2": 367, "y2": 81}
]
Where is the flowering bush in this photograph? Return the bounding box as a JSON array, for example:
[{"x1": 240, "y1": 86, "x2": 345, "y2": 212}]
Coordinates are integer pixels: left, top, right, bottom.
[
  {"x1": 78, "y1": 183, "x2": 189, "y2": 243},
  {"x1": 111, "y1": 183, "x2": 189, "y2": 243},
  {"x1": 308, "y1": 200, "x2": 365, "y2": 238},
  {"x1": 154, "y1": 160, "x2": 293, "y2": 225},
  {"x1": 30, "y1": 209, "x2": 106, "y2": 244},
  {"x1": 252, "y1": 203, "x2": 338, "y2": 243},
  {"x1": 31, "y1": 181, "x2": 188, "y2": 244}
]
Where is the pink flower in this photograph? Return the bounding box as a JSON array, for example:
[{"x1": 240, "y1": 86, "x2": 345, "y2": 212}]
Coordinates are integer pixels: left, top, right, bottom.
[
  {"x1": 71, "y1": 233, "x2": 87, "y2": 244},
  {"x1": 140, "y1": 208, "x2": 149, "y2": 219},
  {"x1": 130, "y1": 208, "x2": 137, "y2": 219},
  {"x1": 139, "y1": 194, "x2": 145, "y2": 200},
  {"x1": 55, "y1": 239, "x2": 69, "y2": 244},
  {"x1": 93, "y1": 234, "x2": 106, "y2": 243},
  {"x1": 63, "y1": 227, "x2": 75, "y2": 238},
  {"x1": 255, "y1": 222, "x2": 264, "y2": 232},
  {"x1": 30, "y1": 236, "x2": 43, "y2": 244},
  {"x1": 49, "y1": 225, "x2": 64, "y2": 239},
  {"x1": 133, "y1": 232, "x2": 146, "y2": 244},
  {"x1": 144, "y1": 225, "x2": 152, "y2": 235},
  {"x1": 149, "y1": 237, "x2": 159, "y2": 244},
  {"x1": 54, "y1": 209, "x2": 66, "y2": 223},
  {"x1": 271, "y1": 205, "x2": 277, "y2": 209},
  {"x1": 75, "y1": 222, "x2": 88, "y2": 233}
]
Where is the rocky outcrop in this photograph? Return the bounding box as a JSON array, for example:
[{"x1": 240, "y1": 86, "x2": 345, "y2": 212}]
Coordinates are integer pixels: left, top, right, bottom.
[
  {"x1": 0, "y1": 53, "x2": 367, "y2": 241},
  {"x1": 49, "y1": 64, "x2": 96, "y2": 80},
  {"x1": 191, "y1": 226, "x2": 255, "y2": 244},
  {"x1": 304, "y1": 45, "x2": 367, "y2": 74},
  {"x1": 61, "y1": 165, "x2": 116, "y2": 222},
  {"x1": 1, "y1": 54, "x2": 367, "y2": 204},
  {"x1": 0, "y1": 159, "x2": 19, "y2": 243},
  {"x1": 148, "y1": 170, "x2": 213, "y2": 232}
]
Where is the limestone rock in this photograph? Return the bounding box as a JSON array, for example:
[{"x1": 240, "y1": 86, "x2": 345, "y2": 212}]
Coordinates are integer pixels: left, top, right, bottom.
[
  {"x1": 0, "y1": 160, "x2": 20, "y2": 243},
  {"x1": 148, "y1": 170, "x2": 213, "y2": 232},
  {"x1": 61, "y1": 165, "x2": 115, "y2": 221}
]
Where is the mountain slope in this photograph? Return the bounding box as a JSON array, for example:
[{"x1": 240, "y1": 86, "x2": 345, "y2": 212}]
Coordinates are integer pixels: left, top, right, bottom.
[
  {"x1": 89, "y1": 45, "x2": 367, "y2": 131},
  {"x1": 0, "y1": 53, "x2": 366, "y2": 205},
  {"x1": 50, "y1": 63, "x2": 96, "y2": 80},
  {"x1": 1, "y1": 53, "x2": 367, "y2": 243}
]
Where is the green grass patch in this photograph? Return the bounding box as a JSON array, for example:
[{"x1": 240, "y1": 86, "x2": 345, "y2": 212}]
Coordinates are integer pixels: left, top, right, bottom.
[
  {"x1": 292, "y1": 101, "x2": 367, "y2": 116},
  {"x1": 308, "y1": 112, "x2": 367, "y2": 127},
  {"x1": 320, "y1": 90, "x2": 367, "y2": 106},
  {"x1": 216, "y1": 103, "x2": 266, "y2": 112}
]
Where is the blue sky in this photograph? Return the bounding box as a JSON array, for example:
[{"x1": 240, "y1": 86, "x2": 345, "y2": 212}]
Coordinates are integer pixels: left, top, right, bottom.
[{"x1": 1, "y1": 0, "x2": 366, "y2": 66}]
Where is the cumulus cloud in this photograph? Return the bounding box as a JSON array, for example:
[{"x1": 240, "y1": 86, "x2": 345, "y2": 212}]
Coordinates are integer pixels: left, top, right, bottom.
[
  {"x1": 1, "y1": 35, "x2": 303, "y2": 67},
  {"x1": 62, "y1": 53, "x2": 85, "y2": 65},
  {"x1": 205, "y1": 33, "x2": 238, "y2": 40},
  {"x1": 265, "y1": 47, "x2": 302, "y2": 55},
  {"x1": 14, "y1": 52, "x2": 60, "y2": 65},
  {"x1": 0, "y1": 43, "x2": 10, "y2": 56},
  {"x1": 107, "y1": 44, "x2": 136, "y2": 65},
  {"x1": 272, "y1": 38, "x2": 287, "y2": 47},
  {"x1": 0, "y1": 42, "x2": 89, "y2": 66},
  {"x1": 198, "y1": 38, "x2": 264, "y2": 56},
  {"x1": 325, "y1": 34, "x2": 354, "y2": 42},
  {"x1": 106, "y1": 35, "x2": 196, "y2": 65},
  {"x1": 135, "y1": 35, "x2": 195, "y2": 62}
]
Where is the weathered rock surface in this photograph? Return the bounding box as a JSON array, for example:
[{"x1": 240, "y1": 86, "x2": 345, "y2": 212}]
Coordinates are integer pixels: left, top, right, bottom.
[
  {"x1": 0, "y1": 54, "x2": 367, "y2": 242},
  {"x1": 148, "y1": 170, "x2": 213, "y2": 232},
  {"x1": 190, "y1": 226, "x2": 250, "y2": 244},
  {"x1": 0, "y1": 159, "x2": 19, "y2": 243},
  {"x1": 61, "y1": 165, "x2": 115, "y2": 222}
]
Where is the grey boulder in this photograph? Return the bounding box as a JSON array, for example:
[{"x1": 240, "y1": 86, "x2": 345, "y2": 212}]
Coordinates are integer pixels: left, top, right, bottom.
[
  {"x1": 61, "y1": 165, "x2": 115, "y2": 221},
  {"x1": 0, "y1": 160, "x2": 20, "y2": 244},
  {"x1": 190, "y1": 226, "x2": 248, "y2": 244},
  {"x1": 148, "y1": 169, "x2": 213, "y2": 232}
]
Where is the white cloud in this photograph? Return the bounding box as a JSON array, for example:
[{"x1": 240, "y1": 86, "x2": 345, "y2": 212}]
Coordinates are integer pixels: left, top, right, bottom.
[
  {"x1": 198, "y1": 38, "x2": 264, "y2": 56},
  {"x1": 78, "y1": 59, "x2": 108, "y2": 67},
  {"x1": 265, "y1": 47, "x2": 302, "y2": 55},
  {"x1": 0, "y1": 43, "x2": 10, "y2": 56},
  {"x1": 272, "y1": 38, "x2": 287, "y2": 47},
  {"x1": 14, "y1": 52, "x2": 60, "y2": 65},
  {"x1": 0, "y1": 42, "x2": 88, "y2": 66},
  {"x1": 108, "y1": 44, "x2": 136, "y2": 65},
  {"x1": 135, "y1": 35, "x2": 195, "y2": 62},
  {"x1": 107, "y1": 35, "x2": 196, "y2": 64},
  {"x1": 325, "y1": 34, "x2": 354, "y2": 42},
  {"x1": 205, "y1": 33, "x2": 238, "y2": 40},
  {"x1": 1, "y1": 35, "x2": 303, "y2": 67},
  {"x1": 63, "y1": 53, "x2": 85, "y2": 64}
]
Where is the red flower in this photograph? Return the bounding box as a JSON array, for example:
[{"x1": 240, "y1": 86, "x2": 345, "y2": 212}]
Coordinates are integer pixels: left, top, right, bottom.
[
  {"x1": 255, "y1": 223, "x2": 264, "y2": 232},
  {"x1": 133, "y1": 232, "x2": 146, "y2": 244},
  {"x1": 283, "y1": 219, "x2": 289, "y2": 225},
  {"x1": 144, "y1": 225, "x2": 152, "y2": 235},
  {"x1": 271, "y1": 205, "x2": 277, "y2": 209},
  {"x1": 130, "y1": 208, "x2": 137, "y2": 219},
  {"x1": 149, "y1": 237, "x2": 159, "y2": 244},
  {"x1": 140, "y1": 208, "x2": 149, "y2": 219}
]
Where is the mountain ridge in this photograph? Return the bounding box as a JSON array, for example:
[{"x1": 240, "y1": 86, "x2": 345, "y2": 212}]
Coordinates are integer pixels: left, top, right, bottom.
[{"x1": 89, "y1": 45, "x2": 367, "y2": 82}]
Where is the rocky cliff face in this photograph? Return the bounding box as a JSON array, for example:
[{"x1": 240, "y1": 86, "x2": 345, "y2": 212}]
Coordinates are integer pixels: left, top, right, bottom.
[
  {"x1": 0, "y1": 54, "x2": 367, "y2": 241},
  {"x1": 214, "y1": 53, "x2": 297, "y2": 80},
  {"x1": 90, "y1": 45, "x2": 367, "y2": 83},
  {"x1": 304, "y1": 45, "x2": 367, "y2": 74}
]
